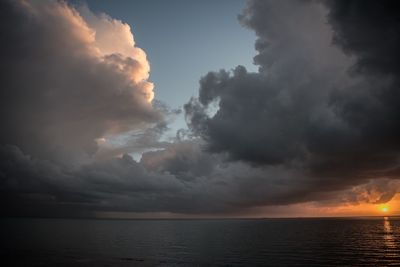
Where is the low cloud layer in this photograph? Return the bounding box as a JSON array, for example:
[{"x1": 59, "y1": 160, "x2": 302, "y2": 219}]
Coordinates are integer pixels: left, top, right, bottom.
[{"x1": 1, "y1": 0, "x2": 399, "y2": 217}]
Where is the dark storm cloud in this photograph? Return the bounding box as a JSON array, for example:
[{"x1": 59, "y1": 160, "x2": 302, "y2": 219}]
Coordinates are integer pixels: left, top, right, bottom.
[
  {"x1": 185, "y1": 0, "x2": 352, "y2": 165},
  {"x1": 326, "y1": 0, "x2": 400, "y2": 76},
  {"x1": 185, "y1": 0, "x2": 400, "y2": 204},
  {"x1": 0, "y1": 144, "x2": 186, "y2": 217}
]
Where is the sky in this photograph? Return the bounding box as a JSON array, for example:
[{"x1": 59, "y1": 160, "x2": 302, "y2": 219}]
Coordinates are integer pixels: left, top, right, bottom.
[{"x1": 1, "y1": 0, "x2": 400, "y2": 218}]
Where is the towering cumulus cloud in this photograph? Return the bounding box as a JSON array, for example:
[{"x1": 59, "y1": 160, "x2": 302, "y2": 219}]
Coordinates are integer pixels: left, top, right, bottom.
[
  {"x1": 185, "y1": 0, "x2": 400, "y2": 209},
  {"x1": 0, "y1": 0, "x2": 157, "y2": 162},
  {"x1": 1, "y1": 0, "x2": 400, "y2": 217},
  {"x1": 0, "y1": 0, "x2": 167, "y2": 217}
]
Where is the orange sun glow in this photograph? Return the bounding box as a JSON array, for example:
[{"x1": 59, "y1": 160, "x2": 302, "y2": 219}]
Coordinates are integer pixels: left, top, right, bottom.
[{"x1": 379, "y1": 204, "x2": 390, "y2": 213}]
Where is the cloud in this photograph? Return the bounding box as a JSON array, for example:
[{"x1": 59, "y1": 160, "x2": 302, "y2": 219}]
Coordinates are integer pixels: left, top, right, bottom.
[
  {"x1": 0, "y1": 0, "x2": 159, "y2": 162},
  {"x1": 0, "y1": 0, "x2": 172, "y2": 217},
  {"x1": 185, "y1": 0, "x2": 352, "y2": 165},
  {"x1": 1, "y1": 0, "x2": 400, "y2": 217},
  {"x1": 341, "y1": 179, "x2": 400, "y2": 205},
  {"x1": 326, "y1": 0, "x2": 400, "y2": 77},
  {"x1": 0, "y1": 144, "x2": 186, "y2": 217},
  {"x1": 185, "y1": 0, "x2": 400, "y2": 207}
]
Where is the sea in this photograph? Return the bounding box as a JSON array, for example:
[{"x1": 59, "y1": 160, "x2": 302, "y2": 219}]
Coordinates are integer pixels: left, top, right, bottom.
[{"x1": 1, "y1": 217, "x2": 399, "y2": 266}]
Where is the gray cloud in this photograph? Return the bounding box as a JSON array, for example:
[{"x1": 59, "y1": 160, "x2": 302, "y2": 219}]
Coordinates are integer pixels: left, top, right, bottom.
[
  {"x1": 185, "y1": 0, "x2": 353, "y2": 166},
  {"x1": 326, "y1": 0, "x2": 400, "y2": 77},
  {"x1": 185, "y1": 0, "x2": 400, "y2": 206},
  {"x1": 0, "y1": 144, "x2": 186, "y2": 217}
]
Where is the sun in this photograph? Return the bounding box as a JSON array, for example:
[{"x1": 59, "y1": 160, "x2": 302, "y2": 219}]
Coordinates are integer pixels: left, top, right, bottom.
[{"x1": 379, "y1": 204, "x2": 390, "y2": 213}]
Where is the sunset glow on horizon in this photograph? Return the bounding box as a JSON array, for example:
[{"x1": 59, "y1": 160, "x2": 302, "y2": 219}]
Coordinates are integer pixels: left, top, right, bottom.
[{"x1": 380, "y1": 204, "x2": 390, "y2": 213}]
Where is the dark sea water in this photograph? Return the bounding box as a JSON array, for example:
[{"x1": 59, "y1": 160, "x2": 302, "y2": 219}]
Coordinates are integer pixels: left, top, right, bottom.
[{"x1": 1, "y1": 217, "x2": 400, "y2": 266}]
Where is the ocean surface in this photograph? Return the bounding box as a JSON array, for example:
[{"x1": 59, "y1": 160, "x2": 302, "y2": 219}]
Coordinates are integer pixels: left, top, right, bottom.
[{"x1": 1, "y1": 217, "x2": 400, "y2": 266}]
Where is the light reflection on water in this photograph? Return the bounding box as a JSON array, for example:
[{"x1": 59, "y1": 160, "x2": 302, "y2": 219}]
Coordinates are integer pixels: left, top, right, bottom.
[{"x1": 383, "y1": 216, "x2": 397, "y2": 255}]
